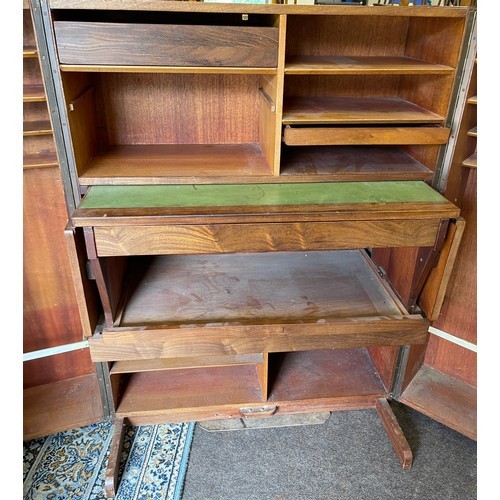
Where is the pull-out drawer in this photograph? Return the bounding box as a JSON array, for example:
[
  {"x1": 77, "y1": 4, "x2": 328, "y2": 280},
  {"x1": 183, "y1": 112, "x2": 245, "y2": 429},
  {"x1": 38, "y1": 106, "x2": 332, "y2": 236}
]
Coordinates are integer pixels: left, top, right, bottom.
[
  {"x1": 54, "y1": 21, "x2": 279, "y2": 68},
  {"x1": 283, "y1": 125, "x2": 450, "y2": 146},
  {"x1": 88, "y1": 250, "x2": 429, "y2": 362}
]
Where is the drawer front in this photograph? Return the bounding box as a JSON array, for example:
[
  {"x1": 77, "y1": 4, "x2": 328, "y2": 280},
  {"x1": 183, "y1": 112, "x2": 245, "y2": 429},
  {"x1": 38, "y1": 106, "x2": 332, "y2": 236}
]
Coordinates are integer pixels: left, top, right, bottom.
[
  {"x1": 283, "y1": 126, "x2": 450, "y2": 146},
  {"x1": 93, "y1": 220, "x2": 442, "y2": 257},
  {"x1": 54, "y1": 22, "x2": 279, "y2": 67}
]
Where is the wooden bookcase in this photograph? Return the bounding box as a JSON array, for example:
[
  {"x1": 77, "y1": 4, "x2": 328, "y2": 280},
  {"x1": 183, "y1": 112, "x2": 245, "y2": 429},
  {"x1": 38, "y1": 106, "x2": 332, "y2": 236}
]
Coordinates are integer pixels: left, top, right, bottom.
[{"x1": 36, "y1": 1, "x2": 474, "y2": 495}]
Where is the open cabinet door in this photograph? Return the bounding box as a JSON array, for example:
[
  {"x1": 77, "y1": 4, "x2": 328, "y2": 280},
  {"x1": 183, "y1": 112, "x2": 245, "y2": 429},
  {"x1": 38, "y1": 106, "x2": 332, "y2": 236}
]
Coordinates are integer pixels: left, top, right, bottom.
[
  {"x1": 395, "y1": 217, "x2": 477, "y2": 441},
  {"x1": 23, "y1": 2, "x2": 105, "y2": 440}
]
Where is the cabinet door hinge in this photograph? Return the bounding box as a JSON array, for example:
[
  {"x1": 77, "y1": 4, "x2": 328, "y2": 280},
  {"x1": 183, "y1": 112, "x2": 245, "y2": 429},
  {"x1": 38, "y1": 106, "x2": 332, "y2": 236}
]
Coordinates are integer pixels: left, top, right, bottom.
[{"x1": 86, "y1": 260, "x2": 95, "y2": 280}]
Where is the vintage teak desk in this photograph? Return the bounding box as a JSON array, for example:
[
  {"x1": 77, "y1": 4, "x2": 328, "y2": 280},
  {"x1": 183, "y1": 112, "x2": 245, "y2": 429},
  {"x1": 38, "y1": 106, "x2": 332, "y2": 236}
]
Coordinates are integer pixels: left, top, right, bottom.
[{"x1": 36, "y1": 0, "x2": 474, "y2": 496}]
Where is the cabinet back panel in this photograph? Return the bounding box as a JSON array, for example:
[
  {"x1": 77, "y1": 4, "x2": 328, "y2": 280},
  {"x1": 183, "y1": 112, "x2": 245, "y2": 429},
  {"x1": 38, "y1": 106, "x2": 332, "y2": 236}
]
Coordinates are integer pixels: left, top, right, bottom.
[
  {"x1": 284, "y1": 75, "x2": 401, "y2": 98},
  {"x1": 286, "y1": 15, "x2": 409, "y2": 57},
  {"x1": 99, "y1": 73, "x2": 261, "y2": 145},
  {"x1": 23, "y1": 58, "x2": 43, "y2": 87}
]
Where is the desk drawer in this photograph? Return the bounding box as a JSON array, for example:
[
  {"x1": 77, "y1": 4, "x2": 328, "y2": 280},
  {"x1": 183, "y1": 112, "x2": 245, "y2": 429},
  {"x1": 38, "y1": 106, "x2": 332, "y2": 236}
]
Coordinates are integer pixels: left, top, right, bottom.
[
  {"x1": 93, "y1": 220, "x2": 441, "y2": 257},
  {"x1": 54, "y1": 21, "x2": 279, "y2": 68},
  {"x1": 283, "y1": 126, "x2": 450, "y2": 146}
]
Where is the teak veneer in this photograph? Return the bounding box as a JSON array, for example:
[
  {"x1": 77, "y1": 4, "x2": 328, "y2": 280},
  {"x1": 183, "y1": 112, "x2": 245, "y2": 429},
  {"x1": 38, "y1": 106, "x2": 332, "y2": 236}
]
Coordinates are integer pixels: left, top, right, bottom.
[{"x1": 40, "y1": 1, "x2": 474, "y2": 495}]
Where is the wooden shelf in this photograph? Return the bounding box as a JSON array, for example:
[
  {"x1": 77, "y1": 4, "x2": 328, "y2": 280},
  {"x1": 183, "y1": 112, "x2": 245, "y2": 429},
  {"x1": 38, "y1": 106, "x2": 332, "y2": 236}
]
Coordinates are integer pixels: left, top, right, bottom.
[
  {"x1": 111, "y1": 354, "x2": 265, "y2": 374},
  {"x1": 23, "y1": 151, "x2": 59, "y2": 169},
  {"x1": 285, "y1": 56, "x2": 454, "y2": 75},
  {"x1": 23, "y1": 120, "x2": 53, "y2": 136},
  {"x1": 79, "y1": 144, "x2": 273, "y2": 185},
  {"x1": 23, "y1": 84, "x2": 46, "y2": 102},
  {"x1": 115, "y1": 365, "x2": 265, "y2": 417},
  {"x1": 23, "y1": 45, "x2": 38, "y2": 58},
  {"x1": 399, "y1": 365, "x2": 476, "y2": 440},
  {"x1": 60, "y1": 64, "x2": 277, "y2": 75},
  {"x1": 462, "y1": 152, "x2": 477, "y2": 169},
  {"x1": 280, "y1": 146, "x2": 434, "y2": 182},
  {"x1": 467, "y1": 95, "x2": 477, "y2": 105},
  {"x1": 282, "y1": 97, "x2": 444, "y2": 125},
  {"x1": 268, "y1": 349, "x2": 387, "y2": 403},
  {"x1": 467, "y1": 126, "x2": 477, "y2": 137}
]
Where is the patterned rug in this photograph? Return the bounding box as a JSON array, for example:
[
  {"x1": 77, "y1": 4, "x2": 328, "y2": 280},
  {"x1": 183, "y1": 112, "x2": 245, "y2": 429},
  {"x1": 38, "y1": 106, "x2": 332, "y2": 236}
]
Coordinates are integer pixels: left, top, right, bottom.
[{"x1": 23, "y1": 420, "x2": 195, "y2": 500}]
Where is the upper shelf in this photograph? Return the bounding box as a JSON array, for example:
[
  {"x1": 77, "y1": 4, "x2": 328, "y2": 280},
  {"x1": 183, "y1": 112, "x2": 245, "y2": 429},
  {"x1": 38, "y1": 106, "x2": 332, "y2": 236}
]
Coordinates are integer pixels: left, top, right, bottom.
[
  {"x1": 282, "y1": 97, "x2": 445, "y2": 125},
  {"x1": 285, "y1": 56, "x2": 455, "y2": 75}
]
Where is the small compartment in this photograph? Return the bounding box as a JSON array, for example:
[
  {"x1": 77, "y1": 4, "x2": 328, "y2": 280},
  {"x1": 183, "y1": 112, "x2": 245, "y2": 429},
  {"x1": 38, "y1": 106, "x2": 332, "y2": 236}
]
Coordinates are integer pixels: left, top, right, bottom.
[
  {"x1": 268, "y1": 349, "x2": 387, "y2": 404},
  {"x1": 54, "y1": 12, "x2": 279, "y2": 68},
  {"x1": 111, "y1": 364, "x2": 267, "y2": 419},
  {"x1": 61, "y1": 71, "x2": 278, "y2": 183},
  {"x1": 285, "y1": 14, "x2": 464, "y2": 73},
  {"x1": 279, "y1": 145, "x2": 434, "y2": 182}
]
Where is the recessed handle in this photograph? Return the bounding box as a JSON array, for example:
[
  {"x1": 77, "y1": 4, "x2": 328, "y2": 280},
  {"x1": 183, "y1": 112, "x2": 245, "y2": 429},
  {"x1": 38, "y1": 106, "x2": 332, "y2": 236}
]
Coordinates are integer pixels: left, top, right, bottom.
[{"x1": 239, "y1": 405, "x2": 277, "y2": 418}]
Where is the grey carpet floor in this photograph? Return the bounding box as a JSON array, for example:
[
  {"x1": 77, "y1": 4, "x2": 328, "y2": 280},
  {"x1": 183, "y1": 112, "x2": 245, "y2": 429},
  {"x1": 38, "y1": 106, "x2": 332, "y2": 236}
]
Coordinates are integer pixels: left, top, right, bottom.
[{"x1": 182, "y1": 401, "x2": 476, "y2": 500}]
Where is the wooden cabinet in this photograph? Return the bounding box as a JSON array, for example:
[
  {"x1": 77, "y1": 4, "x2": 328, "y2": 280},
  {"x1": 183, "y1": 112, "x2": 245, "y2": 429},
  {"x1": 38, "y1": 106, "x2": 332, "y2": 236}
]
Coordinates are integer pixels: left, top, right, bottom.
[
  {"x1": 23, "y1": 0, "x2": 103, "y2": 440},
  {"x1": 35, "y1": 1, "x2": 475, "y2": 496}
]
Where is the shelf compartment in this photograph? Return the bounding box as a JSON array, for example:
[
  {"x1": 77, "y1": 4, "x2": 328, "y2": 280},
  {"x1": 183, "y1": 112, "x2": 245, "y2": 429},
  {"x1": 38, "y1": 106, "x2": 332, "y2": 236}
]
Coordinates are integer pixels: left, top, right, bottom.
[
  {"x1": 399, "y1": 364, "x2": 476, "y2": 440},
  {"x1": 111, "y1": 353, "x2": 265, "y2": 374},
  {"x1": 285, "y1": 56, "x2": 454, "y2": 75},
  {"x1": 23, "y1": 152, "x2": 59, "y2": 169},
  {"x1": 79, "y1": 144, "x2": 273, "y2": 185},
  {"x1": 268, "y1": 349, "x2": 387, "y2": 405},
  {"x1": 54, "y1": 21, "x2": 279, "y2": 68},
  {"x1": 62, "y1": 72, "x2": 277, "y2": 182},
  {"x1": 280, "y1": 145, "x2": 434, "y2": 181},
  {"x1": 89, "y1": 250, "x2": 429, "y2": 362},
  {"x1": 113, "y1": 365, "x2": 266, "y2": 418},
  {"x1": 23, "y1": 84, "x2": 46, "y2": 102},
  {"x1": 23, "y1": 120, "x2": 53, "y2": 137},
  {"x1": 282, "y1": 97, "x2": 445, "y2": 125},
  {"x1": 283, "y1": 125, "x2": 449, "y2": 146}
]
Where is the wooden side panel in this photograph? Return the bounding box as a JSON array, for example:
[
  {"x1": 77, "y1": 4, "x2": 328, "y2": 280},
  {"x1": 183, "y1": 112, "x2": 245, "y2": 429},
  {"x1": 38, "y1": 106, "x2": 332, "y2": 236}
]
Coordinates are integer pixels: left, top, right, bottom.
[
  {"x1": 419, "y1": 218, "x2": 466, "y2": 321},
  {"x1": 65, "y1": 226, "x2": 101, "y2": 337}
]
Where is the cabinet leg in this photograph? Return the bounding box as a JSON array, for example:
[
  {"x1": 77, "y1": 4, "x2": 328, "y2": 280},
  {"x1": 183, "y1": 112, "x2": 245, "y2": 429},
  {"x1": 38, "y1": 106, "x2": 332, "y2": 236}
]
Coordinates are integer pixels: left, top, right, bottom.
[
  {"x1": 376, "y1": 398, "x2": 413, "y2": 470},
  {"x1": 105, "y1": 417, "x2": 126, "y2": 498}
]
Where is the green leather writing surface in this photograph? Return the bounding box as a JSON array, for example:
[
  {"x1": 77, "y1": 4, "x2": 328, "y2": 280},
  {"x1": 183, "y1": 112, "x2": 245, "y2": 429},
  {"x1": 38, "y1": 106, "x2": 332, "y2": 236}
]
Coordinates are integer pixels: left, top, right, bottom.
[{"x1": 80, "y1": 181, "x2": 446, "y2": 209}]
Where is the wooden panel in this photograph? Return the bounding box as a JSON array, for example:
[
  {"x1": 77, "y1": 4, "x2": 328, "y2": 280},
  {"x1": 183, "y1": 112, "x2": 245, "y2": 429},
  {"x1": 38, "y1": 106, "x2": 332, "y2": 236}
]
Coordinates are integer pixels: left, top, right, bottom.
[
  {"x1": 419, "y1": 218, "x2": 466, "y2": 321},
  {"x1": 111, "y1": 354, "x2": 265, "y2": 374},
  {"x1": 280, "y1": 146, "x2": 433, "y2": 181},
  {"x1": 367, "y1": 346, "x2": 398, "y2": 392},
  {"x1": 54, "y1": 22, "x2": 279, "y2": 67},
  {"x1": 23, "y1": 373, "x2": 103, "y2": 440},
  {"x1": 282, "y1": 97, "x2": 444, "y2": 125},
  {"x1": 285, "y1": 15, "x2": 409, "y2": 58},
  {"x1": 283, "y1": 126, "x2": 450, "y2": 146},
  {"x1": 285, "y1": 56, "x2": 453, "y2": 75},
  {"x1": 434, "y1": 170, "x2": 476, "y2": 343},
  {"x1": 98, "y1": 73, "x2": 261, "y2": 146},
  {"x1": 90, "y1": 316, "x2": 428, "y2": 362},
  {"x1": 400, "y1": 364, "x2": 476, "y2": 440},
  {"x1": 268, "y1": 349, "x2": 387, "y2": 402},
  {"x1": 23, "y1": 168, "x2": 84, "y2": 355},
  {"x1": 93, "y1": 219, "x2": 441, "y2": 256},
  {"x1": 405, "y1": 16, "x2": 465, "y2": 68},
  {"x1": 64, "y1": 227, "x2": 101, "y2": 338}
]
